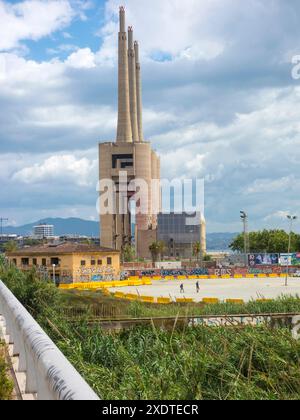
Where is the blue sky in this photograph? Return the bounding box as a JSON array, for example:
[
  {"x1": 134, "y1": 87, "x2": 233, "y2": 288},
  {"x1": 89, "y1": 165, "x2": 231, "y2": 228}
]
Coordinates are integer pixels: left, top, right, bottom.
[{"x1": 0, "y1": 0, "x2": 300, "y2": 232}]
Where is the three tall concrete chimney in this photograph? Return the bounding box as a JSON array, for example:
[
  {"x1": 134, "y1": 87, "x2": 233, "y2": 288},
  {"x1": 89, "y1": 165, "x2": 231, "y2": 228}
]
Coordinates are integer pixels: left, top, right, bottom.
[
  {"x1": 116, "y1": 6, "x2": 144, "y2": 143},
  {"x1": 116, "y1": 6, "x2": 132, "y2": 143},
  {"x1": 128, "y1": 27, "x2": 139, "y2": 142}
]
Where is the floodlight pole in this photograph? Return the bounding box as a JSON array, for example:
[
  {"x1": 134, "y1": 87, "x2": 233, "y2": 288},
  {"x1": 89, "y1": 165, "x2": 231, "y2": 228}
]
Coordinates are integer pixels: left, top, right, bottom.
[
  {"x1": 285, "y1": 215, "x2": 297, "y2": 287},
  {"x1": 240, "y1": 211, "x2": 248, "y2": 267}
]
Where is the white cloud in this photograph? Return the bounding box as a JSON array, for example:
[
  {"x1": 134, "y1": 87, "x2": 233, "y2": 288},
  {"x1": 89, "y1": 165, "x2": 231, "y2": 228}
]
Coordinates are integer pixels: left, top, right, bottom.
[
  {"x1": 13, "y1": 154, "x2": 97, "y2": 187},
  {"x1": 0, "y1": 0, "x2": 75, "y2": 51},
  {"x1": 65, "y1": 47, "x2": 96, "y2": 68}
]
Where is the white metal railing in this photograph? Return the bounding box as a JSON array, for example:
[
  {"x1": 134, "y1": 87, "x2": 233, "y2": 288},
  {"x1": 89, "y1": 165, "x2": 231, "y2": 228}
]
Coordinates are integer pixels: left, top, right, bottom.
[{"x1": 0, "y1": 280, "x2": 99, "y2": 400}]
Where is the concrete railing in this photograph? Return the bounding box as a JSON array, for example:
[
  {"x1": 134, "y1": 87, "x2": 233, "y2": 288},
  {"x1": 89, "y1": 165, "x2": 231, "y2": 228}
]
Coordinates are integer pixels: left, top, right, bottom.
[{"x1": 0, "y1": 280, "x2": 100, "y2": 400}]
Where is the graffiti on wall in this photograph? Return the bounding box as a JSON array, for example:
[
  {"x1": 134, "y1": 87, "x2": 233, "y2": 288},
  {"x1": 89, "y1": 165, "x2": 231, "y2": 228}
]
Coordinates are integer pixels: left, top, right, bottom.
[{"x1": 76, "y1": 266, "x2": 117, "y2": 282}]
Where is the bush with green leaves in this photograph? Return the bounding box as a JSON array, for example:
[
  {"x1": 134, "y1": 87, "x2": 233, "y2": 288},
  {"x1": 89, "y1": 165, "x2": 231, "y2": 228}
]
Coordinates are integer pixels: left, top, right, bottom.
[
  {"x1": 0, "y1": 257, "x2": 59, "y2": 319},
  {"x1": 0, "y1": 342, "x2": 13, "y2": 400}
]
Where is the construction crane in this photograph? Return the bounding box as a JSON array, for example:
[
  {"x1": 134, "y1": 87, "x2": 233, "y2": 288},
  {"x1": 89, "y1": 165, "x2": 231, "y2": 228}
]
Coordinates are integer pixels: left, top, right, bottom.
[{"x1": 0, "y1": 218, "x2": 8, "y2": 236}]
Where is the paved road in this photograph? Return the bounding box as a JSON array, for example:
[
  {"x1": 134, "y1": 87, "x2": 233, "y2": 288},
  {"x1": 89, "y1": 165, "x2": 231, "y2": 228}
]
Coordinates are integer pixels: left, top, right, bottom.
[{"x1": 110, "y1": 277, "x2": 300, "y2": 302}]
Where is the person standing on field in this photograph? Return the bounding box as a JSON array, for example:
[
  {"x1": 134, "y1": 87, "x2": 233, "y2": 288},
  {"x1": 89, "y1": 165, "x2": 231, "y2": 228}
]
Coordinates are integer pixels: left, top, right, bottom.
[
  {"x1": 196, "y1": 281, "x2": 200, "y2": 293},
  {"x1": 180, "y1": 283, "x2": 184, "y2": 294}
]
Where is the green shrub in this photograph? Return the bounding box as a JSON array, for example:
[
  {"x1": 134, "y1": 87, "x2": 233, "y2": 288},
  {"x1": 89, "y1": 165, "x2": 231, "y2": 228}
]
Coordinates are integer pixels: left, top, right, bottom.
[{"x1": 0, "y1": 343, "x2": 13, "y2": 400}]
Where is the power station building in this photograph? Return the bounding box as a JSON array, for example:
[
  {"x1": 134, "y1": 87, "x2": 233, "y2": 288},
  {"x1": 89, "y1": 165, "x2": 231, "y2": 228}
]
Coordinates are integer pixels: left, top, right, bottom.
[
  {"x1": 157, "y1": 212, "x2": 207, "y2": 259},
  {"x1": 99, "y1": 7, "x2": 161, "y2": 257}
]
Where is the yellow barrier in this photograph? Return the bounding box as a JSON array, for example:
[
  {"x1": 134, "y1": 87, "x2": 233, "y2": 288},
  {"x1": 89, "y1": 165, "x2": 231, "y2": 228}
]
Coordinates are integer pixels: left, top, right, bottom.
[
  {"x1": 256, "y1": 299, "x2": 273, "y2": 303},
  {"x1": 188, "y1": 276, "x2": 197, "y2": 280},
  {"x1": 128, "y1": 276, "x2": 139, "y2": 281},
  {"x1": 268, "y1": 274, "x2": 277, "y2": 278},
  {"x1": 246, "y1": 274, "x2": 255, "y2": 278},
  {"x1": 202, "y1": 298, "x2": 220, "y2": 304},
  {"x1": 125, "y1": 293, "x2": 139, "y2": 301},
  {"x1": 165, "y1": 276, "x2": 174, "y2": 281},
  {"x1": 133, "y1": 280, "x2": 143, "y2": 286},
  {"x1": 221, "y1": 275, "x2": 231, "y2": 279},
  {"x1": 142, "y1": 280, "x2": 152, "y2": 286},
  {"x1": 176, "y1": 298, "x2": 195, "y2": 303},
  {"x1": 157, "y1": 297, "x2": 171, "y2": 304},
  {"x1": 226, "y1": 299, "x2": 244, "y2": 305},
  {"x1": 234, "y1": 275, "x2": 243, "y2": 279},
  {"x1": 140, "y1": 296, "x2": 155, "y2": 304},
  {"x1": 177, "y1": 276, "x2": 187, "y2": 280},
  {"x1": 209, "y1": 275, "x2": 218, "y2": 279},
  {"x1": 258, "y1": 274, "x2": 267, "y2": 278},
  {"x1": 114, "y1": 292, "x2": 125, "y2": 299},
  {"x1": 280, "y1": 274, "x2": 287, "y2": 278},
  {"x1": 141, "y1": 277, "x2": 151, "y2": 282},
  {"x1": 153, "y1": 276, "x2": 162, "y2": 281}
]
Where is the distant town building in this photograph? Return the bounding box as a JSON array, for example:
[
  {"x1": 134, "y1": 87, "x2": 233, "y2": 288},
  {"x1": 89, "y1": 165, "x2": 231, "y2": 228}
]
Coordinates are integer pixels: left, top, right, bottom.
[
  {"x1": 6, "y1": 242, "x2": 120, "y2": 284},
  {"x1": 157, "y1": 212, "x2": 206, "y2": 259},
  {"x1": 33, "y1": 224, "x2": 54, "y2": 239}
]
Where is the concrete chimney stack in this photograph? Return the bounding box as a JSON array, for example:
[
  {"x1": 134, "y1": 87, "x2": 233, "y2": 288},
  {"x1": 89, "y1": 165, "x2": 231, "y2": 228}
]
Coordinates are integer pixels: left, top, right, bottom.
[
  {"x1": 134, "y1": 41, "x2": 144, "y2": 142},
  {"x1": 116, "y1": 6, "x2": 132, "y2": 143},
  {"x1": 128, "y1": 27, "x2": 139, "y2": 142}
]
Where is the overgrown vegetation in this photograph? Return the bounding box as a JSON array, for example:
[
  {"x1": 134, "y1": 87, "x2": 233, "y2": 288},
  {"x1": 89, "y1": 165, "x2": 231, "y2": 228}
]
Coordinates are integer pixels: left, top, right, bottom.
[
  {"x1": 44, "y1": 319, "x2": 300, "y2": 400},
  {"x1": 60, "y1": 289, "x2": 300, "y2": 319},
  {"x1": 1, "y1": 257, "x2": 300, "y2": 400},
  {"x1": 0, "y1": 342, "x2": 13, "y2": 400},
  {"x1": 0, "y1": 255, "x2": 59, "y2": 319},
  {"x1": 230, "y1": 229, "x2": 300, "y2": 253}
]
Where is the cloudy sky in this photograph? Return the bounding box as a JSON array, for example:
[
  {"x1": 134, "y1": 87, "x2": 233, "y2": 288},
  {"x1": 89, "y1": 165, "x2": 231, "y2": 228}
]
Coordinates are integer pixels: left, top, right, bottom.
[{"x1": 0, "y1": 0, "x2": 299, "y2": 232}]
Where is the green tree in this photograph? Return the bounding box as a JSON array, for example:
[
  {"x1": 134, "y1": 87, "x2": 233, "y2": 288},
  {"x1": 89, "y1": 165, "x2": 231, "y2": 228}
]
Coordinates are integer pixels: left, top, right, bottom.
[
  {"x1": 3, "y1": 241, "x2": 18, "y2": 253},
  {"x1": 149, "y1": 242, "x2": 160, "y2": 266},
  {"x1": 230, "y1": 229, "x2": 300, "y2": 253},
  {"x1": 157, "y1": 241, "x2": 166, "y2": 261},
  {"x1": 122, "y1": 245, "x2": 136, "y2": 262},
  {"x1": 193, "y1": 242, "x2": 201, "y2": 262}
]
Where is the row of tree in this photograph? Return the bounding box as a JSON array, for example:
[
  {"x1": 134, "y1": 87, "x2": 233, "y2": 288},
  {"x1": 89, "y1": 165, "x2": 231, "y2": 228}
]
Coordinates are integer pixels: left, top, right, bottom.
[{"x1": 230, "y1": 229, "x2": 300, "y2": 253}]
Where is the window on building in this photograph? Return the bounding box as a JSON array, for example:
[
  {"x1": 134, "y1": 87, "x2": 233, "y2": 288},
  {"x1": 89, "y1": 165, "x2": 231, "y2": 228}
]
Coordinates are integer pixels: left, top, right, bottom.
[
  {"x1": 81, "y1": 260, "x2": 86, "y2": 266},
  {"x1": 91, "y1": 260, "x2": 96, "y2": 266},
  {"x1": 21, "y1": 258, "x2": 29, "y2": 266},
  {"x1": 32, "y1": 258, "x2": 37, "y2": 266},
  {"x1": 42, "y1": 259, "x2": 47, "y2": 266},
  {"x1": 107, "y1": 257, "x2": 112, "y2": 265},
  {"x1": 50, "y1": 258, "x2": 60, "y2": 266}
]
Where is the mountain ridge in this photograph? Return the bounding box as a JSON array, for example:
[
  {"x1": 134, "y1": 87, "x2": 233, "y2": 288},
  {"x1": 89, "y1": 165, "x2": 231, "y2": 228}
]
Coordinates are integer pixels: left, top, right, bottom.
[{"x1": 3, "y1": 218, "x2": 237, "y2": 250}]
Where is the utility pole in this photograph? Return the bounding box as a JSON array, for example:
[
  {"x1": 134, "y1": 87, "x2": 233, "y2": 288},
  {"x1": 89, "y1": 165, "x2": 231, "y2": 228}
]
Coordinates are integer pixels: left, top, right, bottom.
[
  {"x1": 285, "y1": 215, "x2": 297, "y2": 287},
  {"x1": 0, "y1": 218, "x2": 8, "y2": 236},
  {"x1": 240, "y1": 211, "x2": 249, "y2": 267}
]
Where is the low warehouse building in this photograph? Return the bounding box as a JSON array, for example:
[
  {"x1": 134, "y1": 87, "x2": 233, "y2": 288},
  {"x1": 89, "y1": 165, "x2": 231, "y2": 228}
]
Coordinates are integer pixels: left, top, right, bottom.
[{"x1": 6, "y1": 242, "x2": 120, "y2": 284}]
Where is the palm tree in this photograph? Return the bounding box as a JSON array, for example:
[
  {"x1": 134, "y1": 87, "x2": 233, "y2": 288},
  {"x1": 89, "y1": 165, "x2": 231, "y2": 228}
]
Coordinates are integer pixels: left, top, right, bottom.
[
  {"x1": 157, "y1": 241, "x2": 166, "y2": 261},
  {"x1": 193, "y1": 242, "x2": 201, "y2": 262},
  {"x1": 149, "y1": 242, "x2": 160, "y2": 267}
]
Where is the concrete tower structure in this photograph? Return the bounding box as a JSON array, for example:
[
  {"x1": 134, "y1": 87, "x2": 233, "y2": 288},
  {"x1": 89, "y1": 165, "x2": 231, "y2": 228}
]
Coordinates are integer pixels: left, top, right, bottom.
[
  {"x1": 134, "y1": 41, "x2": 144, "y2": 142},
  {"x1": 128, "y1": 27, "x2": 139, "y2": 142},
  {"x1": 99, "y1": 6, "x2": 160, "y2": 258},
  {"x1": 116, "y1": 6, "x2": 132, "y2": 143}
]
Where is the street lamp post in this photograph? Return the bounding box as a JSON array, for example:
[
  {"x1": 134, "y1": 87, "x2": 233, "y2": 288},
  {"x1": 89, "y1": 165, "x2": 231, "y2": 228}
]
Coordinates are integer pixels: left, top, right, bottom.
[
  {"x1": 240, "y1": 211, "x2": 249, "y2": 267},
  {"x1": 285, "y1": 215, "x2": 297, "y2": 287},
  {"x1": 52, "y1": 264, "x2": 56, "y2": 285}
]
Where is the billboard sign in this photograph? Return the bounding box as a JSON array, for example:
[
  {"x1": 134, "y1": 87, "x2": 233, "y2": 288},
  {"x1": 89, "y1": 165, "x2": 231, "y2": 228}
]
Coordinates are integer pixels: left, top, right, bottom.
[
  {"x1": 280, "y1": 253, "x2": 300, "y2": 266},
  {"x1": 248, "y1": 253, "x2": 279, "y2": 266}
]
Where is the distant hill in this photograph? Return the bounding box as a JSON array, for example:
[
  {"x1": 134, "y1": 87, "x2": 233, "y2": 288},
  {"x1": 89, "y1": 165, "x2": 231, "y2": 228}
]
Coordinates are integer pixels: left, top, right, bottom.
[
  {"x1": 3, "y1": 218, "x2": 99, "y2": 237},
  {"x1": 3, "y1": 218, "x2": 237, "y2": 248},
  {"x1": 206, "y1": 232, "x2": 238, "y2": 251}
]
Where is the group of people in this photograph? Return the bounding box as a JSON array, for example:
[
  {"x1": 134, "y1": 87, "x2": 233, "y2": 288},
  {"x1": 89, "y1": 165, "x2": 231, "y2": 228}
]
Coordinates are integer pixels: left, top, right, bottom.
[{"x1": 180, "y1": 281, "x2": 200, "y2": 294}]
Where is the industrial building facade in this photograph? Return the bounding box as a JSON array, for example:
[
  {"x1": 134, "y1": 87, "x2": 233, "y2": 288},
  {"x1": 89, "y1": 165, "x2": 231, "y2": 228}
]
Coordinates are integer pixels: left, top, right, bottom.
[
  {"x1": 157, "y1": 212, "x2": 207, "y2": 259},
  {"x1": 99, "y1": 7, "x2": 160, "y2": 257}
]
